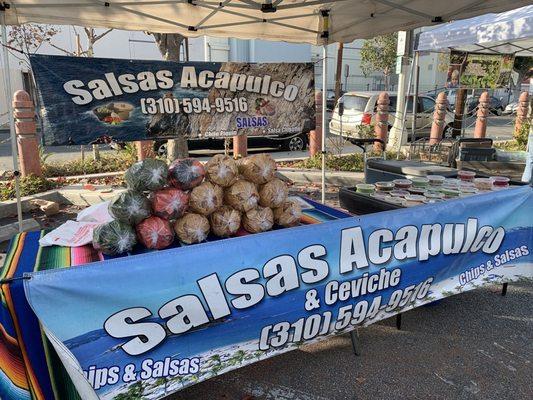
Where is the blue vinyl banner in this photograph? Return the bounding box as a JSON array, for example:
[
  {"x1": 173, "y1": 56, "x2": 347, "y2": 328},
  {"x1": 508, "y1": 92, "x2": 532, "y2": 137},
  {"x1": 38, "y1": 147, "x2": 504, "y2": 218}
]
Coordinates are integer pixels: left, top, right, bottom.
[
  {"x1": 25, "y1": 187, "x2": 533, "y2": 399},
  {"x1": 30, "y1": 55, "x2": 315, "y2": 146}
]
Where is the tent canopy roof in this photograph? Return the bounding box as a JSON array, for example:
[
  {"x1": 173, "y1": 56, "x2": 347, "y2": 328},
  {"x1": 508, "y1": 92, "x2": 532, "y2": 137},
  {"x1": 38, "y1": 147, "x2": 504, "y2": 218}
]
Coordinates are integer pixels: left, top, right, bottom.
[
  {"x1": 3, "y1": 1, "x2": 533, "y2": 45},
  {"x1": 417, "y1": 5, "x2": 533, "y2": 56}
]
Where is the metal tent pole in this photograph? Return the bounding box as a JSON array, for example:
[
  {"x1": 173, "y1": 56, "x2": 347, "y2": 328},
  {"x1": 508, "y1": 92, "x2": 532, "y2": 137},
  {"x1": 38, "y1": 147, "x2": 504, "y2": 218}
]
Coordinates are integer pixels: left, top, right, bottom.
[
  {"x1": 321, "y1": 44, "x2": 327, "y2": 204},
  {"x1": 410, "y1": 51, "x2": 420, "y2": 145},
  {"x1": 1, "y1": 14, "x2": 23, "y2": 232}
]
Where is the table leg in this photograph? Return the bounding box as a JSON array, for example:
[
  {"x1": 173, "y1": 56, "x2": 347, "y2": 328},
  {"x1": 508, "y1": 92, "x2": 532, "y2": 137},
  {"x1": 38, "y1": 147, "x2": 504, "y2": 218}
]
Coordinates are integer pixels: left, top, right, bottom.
[{"x1": 350, "y1": 329, "x2": 361, "y2": 356}]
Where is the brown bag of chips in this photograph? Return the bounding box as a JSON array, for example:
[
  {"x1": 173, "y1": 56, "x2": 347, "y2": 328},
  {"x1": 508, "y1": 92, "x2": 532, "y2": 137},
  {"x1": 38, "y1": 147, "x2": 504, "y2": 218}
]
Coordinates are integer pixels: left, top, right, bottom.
[
  {"x1": 174, "y1": 213, "x2": 210, "y2": 244},
  {"x1": 205, "y1": 154, "x2": 239, "y2": 187},
  {"x1": 259, "y1": 178, "x2": 288, "y2": 208},
  {"x1": 239, "y1": 154, "x2": 277, "y2": 184},
  {"x1": 210, "y1": 205, "x2": 241, "y2": 237},
  {"x1": 243, "y1": 206, "x2": 274, "y2": 233},
  {"x1": 189, "y1": 181, "x2": 223, "y2": 216},
  {"x1": 224, "y1": 180, "x2": 259, "y2": 212},
  {"x1": 273, "y1": 200, "x2": 302, "y2": 227}
]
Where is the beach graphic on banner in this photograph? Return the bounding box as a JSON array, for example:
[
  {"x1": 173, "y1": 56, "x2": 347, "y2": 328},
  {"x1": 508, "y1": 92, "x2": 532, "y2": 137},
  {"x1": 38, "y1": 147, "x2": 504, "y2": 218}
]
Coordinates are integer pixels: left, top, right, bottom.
[
  {"x1": 30, "y1": 55, "x2": 315, "y2": 146},
  {"x1": 25, "y1": 187, "x2": 533, "y2": 399}
]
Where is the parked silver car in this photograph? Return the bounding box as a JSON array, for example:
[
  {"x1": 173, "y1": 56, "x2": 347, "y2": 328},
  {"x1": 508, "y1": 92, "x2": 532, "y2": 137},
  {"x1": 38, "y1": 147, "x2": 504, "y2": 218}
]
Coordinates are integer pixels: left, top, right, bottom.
[{"x1": 329, "y1": 91, "x2": 455, "y2": 141}]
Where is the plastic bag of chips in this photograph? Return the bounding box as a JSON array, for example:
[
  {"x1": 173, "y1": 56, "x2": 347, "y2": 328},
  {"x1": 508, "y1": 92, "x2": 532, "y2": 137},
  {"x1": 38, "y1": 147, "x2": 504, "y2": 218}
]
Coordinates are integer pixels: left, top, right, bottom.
[
  {"x1": 174, "y1": 213, "x2": 210, "y2": 244},
  {"x1": 108, "y1": 190, "x2": 151, "y2": 225},
  {"x1": 210, "y1": 205, "x2": 241, "y2": 237},
  {"x1": 136, "y1": 216, "x2": 175, "y2": 250},
  {"x1": 93, "y1": 220, "x2": 137, "y2": 255},
  {"x1": 151, "y1": 188, "x2": 189, "y2": 220},
  {"x1": 168, "y1": 158, "x2": 205, "y2": 190},
  {"x1": 189, "y1": 181, "x2": 223, "y2": 216},
  {"x1": 224, "y1": 180, "x2": 259, "y2": 212},
  {"x1": 124, "y1": 159, "x2": 168, "y2": 192},
  {"x1": 243, "y1": 206, "x2": 274, "y2": 233},
  {"x1": 205, "y1": 154, "x2": 239, "y2": 187},
  {"x1": 273, "y1": 200, "x2": 302, "y2": 227},
  {"x1": 259, "y1": 178, "x2": 288, "y2": 208},
  {"x1": 240, "y1": 154, "x2": 277, "y2": 184}
]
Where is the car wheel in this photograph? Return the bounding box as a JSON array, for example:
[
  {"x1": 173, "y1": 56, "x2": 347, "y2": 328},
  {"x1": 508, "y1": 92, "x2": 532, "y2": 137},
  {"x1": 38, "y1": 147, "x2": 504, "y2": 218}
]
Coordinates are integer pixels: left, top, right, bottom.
[
  {"x1": 284, "y1": 134, "x2": 306, "y2": 151},
  {"x1": 155, "y1": 141, "x2": 168, "y2": 157},
  {"x1": 495, "y1": 108, "x2": 502, "y2": 116},
  {"x1": 443, "y1": 124, "x2": 457, "y2": 139}
]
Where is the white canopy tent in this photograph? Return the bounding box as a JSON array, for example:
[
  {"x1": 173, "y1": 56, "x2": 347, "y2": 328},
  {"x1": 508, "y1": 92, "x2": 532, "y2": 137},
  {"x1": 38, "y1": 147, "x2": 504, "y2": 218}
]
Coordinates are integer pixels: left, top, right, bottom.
[
  {"x1": 1, "y1": 1, "x2": 532, "y2": 232},
  {"x1": 417, "y1": 5, "x2": 533, "y2": 56}
]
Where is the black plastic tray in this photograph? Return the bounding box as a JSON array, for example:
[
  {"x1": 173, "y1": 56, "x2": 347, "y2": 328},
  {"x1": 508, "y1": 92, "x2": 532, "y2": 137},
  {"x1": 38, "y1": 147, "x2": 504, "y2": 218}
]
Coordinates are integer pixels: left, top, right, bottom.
[{"x1": 339, "y1": 187, "x2": 403, "y2": 215}]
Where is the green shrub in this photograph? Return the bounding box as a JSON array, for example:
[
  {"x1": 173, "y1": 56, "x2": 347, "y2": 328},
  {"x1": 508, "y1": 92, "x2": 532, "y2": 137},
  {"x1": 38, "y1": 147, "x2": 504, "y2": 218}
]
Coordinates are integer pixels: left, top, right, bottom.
[
  {"x1": 514, "y1": 120, "x2": 529, "y2": 149},
  {"x1": 43, "y1": 152, "x2": 136, "y2": 177},
  {"x1": 0, "y1": 174, "x2": 58, "y2": 201}
]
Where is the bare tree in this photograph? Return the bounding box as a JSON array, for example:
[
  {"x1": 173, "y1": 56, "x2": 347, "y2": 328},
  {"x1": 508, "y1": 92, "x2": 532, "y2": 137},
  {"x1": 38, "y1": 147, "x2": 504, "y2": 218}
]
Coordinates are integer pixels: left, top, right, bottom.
[{"x1": 150, "y1": 33, "x2": 189, "y2": 161}]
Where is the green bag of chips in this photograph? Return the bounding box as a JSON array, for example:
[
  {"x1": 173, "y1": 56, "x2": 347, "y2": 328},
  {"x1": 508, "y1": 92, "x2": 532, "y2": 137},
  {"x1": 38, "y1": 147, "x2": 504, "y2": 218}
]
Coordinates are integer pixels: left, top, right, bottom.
[
  {"x1": 125, "y1": 158, "x2": 169, "y2": 192},
  {"x1": 93, "y1": 220, "x2": 137, "y2": 255},
  {"x1": 109, "y1": 190, "x2": 151, "y2": 224}
]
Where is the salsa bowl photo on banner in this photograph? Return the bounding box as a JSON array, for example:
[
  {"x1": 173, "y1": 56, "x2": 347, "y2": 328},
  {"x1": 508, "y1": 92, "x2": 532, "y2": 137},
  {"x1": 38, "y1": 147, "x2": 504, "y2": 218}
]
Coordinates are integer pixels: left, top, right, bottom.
[
  {"x1": 24, "y1": 187, "x2": 533, "y2": 400},
  {"x1": 30, "y1": 55, "x2": 315, "y2": 146}
]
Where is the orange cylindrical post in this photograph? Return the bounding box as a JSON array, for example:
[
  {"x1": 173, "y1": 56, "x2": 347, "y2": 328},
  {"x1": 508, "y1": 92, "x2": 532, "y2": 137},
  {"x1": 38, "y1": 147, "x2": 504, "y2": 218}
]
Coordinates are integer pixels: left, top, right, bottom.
[
  {"x1": 474, "y1": 91, "x2": 490, "y2": 138},
  {"x1": 233, "y1": 134, "x2": 248, "y2": 158},
  {"x1": 136, "y1": 140, "x2": 155, "y2": 160},
  {"x1": 514, "y1": 92, "x2": 530, "y2": 135},
  {"x1": 429, "y1": 92, "x2": 448, "y2": 145},
  {"x1": 310, "y1": 91, "x2": 323, "y2": 157},
  {"x1": 374, "y1": 92, "x2": 389, "y2": 152},
  {"x1": 13, "y1": 90, "x2": 42, "y2": 177}
]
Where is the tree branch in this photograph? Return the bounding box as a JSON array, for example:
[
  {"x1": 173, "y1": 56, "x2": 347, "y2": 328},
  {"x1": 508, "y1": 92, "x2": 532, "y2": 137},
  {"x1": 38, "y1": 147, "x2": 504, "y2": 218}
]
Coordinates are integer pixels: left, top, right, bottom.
[
  {"x1": 47, "y1": 42, "x2": 76, "y2": 56},
  {"x1": 94, "y1": 28, "x2": 113, "y2": 43}
]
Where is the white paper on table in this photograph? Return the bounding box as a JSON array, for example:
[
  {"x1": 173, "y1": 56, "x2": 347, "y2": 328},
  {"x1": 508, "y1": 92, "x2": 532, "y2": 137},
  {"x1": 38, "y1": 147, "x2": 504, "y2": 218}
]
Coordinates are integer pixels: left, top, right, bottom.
[
  {"x1": 39, "y1": 220, "x2": 101, "y2": 247},
  {"x1": 76, "y1": 201, "x2": 113, "y2": 223}
]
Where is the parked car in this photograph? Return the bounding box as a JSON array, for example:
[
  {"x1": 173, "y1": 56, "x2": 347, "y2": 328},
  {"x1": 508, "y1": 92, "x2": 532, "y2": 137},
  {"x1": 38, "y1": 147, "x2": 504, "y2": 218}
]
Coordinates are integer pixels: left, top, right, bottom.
[
  {"x1": 153, "y1": 132, "x2": 308, "y2": 157},
  {"x1": 502, "y1": 101, "x2": 519, "y2": 115},
  {"x1": 326, "y1": 90, "x2": 344, "y2": 111},
  {"x1": 329, "y1": 91, "x2": 456, "y2": 142},
  {"x1": 465, "y1": 95, "x2": 505, "y2": 115}
]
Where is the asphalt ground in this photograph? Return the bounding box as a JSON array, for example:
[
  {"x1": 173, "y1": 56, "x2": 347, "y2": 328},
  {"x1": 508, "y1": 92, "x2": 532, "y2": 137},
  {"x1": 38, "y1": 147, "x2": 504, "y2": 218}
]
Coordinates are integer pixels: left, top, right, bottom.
[{"x1": 170, "y1": 282, "x2": 532, "y2": 400}]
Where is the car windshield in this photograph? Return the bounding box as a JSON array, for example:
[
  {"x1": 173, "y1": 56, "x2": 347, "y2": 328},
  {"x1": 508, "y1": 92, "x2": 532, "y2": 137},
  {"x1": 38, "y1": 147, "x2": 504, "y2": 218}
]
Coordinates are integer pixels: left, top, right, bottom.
[{"x1": 342, "y1": 95, "x2": 369, "y2": 111}]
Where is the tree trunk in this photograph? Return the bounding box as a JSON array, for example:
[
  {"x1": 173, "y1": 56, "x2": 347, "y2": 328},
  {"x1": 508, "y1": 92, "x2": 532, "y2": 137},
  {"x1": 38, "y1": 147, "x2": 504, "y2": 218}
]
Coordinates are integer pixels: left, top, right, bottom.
[
  {"x1": 334, "y1": 43, "x2": 344, "y2": 103},
  {"x1": 150, "y1": 33, "x2": 188, "y2": 162}
]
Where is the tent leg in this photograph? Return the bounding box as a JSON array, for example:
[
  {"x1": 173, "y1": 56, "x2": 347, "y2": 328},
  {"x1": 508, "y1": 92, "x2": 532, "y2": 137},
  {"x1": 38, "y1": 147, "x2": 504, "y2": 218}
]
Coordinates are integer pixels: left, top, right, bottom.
[
  {"x1": 321, "y1": 44, "x2": 328, "y2": 204},
  {"x1": 1, "y1": 16, "x2": 23, "y2": 233},
  {"x1": 410, "y1": 52, "x2": 420, "y2": 146}
]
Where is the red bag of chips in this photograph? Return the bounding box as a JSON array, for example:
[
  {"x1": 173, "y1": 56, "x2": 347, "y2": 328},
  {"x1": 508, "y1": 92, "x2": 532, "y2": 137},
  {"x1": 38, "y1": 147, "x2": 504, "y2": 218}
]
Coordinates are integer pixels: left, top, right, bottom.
[
  {"x1": 168, "y1": 158, "x2": 205, "y2": 190},
  {"x1": 136, "y1": 216, "x2": 175, "y2": 250},
  {"x1": 151, "y1": 188, "x2": 189, "y2": 220}
]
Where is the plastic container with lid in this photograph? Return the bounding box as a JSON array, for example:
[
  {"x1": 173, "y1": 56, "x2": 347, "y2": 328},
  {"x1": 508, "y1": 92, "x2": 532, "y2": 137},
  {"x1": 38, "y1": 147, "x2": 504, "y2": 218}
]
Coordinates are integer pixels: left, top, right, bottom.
[
  {"x1": 385, "y1": 197, "x2": 406, "y2": 206},
  {"x1": 390, "y1": 190, "x2": 409, "y2": 197},
  {"x1": 404, "y1": 194, "x2": 426, "y2": 202},
  {"x1": 458, "y1": 170, "x2": 476, "y2": 182},
  {"x1": 356, "y1": 183, "x2": 375, "y2": 194},
  {"x1": 490, "y1": 176, "x2": 510, "y2": 189},
  {"x1": 427, "y1": 175, "x2": 445, "y2": 186},
  {"x1": 460, "y1": 186, "x2": 478, "y2": 195},
  {"x1": 408, "y1": 187, "x2": 426, "y2": 195},
  {"x1": 375, "y1": 181, "x2": 395, "y2": 192},
  {"x1": 424, "y1": 191, "x2": 444, "y2": 199},
  {"x1": 474, "y1": 178, "x2": 493, "y2": 191},
  {"x1": 443, "y1": 178, "x2": 460, "y2": 187},
  {"x1": 441, "y1": 187, "x2": 460, "y2": 198},
  {"x1": 370, "y1": 192, "x2": 389, "y2": 200},
  {"x1": 393, "y1": 179, "x2": 412, "y2": 189},
  {"x1": 411, "y1": 177, "x2": 429, "y2": 188}
]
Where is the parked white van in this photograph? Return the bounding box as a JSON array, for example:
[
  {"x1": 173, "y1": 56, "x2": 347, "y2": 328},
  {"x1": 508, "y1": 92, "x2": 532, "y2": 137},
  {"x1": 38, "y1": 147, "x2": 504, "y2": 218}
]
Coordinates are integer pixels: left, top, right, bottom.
[{"x1": 329, "y1": 91, "x2": 456, "y2": 142}]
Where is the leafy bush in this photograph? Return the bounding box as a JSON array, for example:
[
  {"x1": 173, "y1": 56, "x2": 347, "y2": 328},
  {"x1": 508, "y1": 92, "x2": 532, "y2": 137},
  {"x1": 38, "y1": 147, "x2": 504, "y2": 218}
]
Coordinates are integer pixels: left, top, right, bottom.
[
  {"x1": 0, "y1": 174, "x2": 58, "y2": 201},
  {"x1": 514, "y1": 120, "x2": 529, "y2": 149},
  {"x1": 43, "y1": 151, "x2": 136, "y2": 177}
]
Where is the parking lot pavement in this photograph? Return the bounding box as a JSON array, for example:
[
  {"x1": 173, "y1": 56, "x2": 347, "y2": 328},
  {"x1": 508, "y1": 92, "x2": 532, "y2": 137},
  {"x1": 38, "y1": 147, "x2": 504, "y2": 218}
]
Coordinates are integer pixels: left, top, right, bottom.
[{"x1": 170, "y1": 282, "x2": 532, "y2": 400}]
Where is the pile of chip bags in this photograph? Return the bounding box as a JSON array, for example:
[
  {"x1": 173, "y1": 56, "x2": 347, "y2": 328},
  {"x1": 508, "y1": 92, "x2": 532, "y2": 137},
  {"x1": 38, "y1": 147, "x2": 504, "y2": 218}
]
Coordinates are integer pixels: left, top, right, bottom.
[{"x1": 93, "y1": 154, "x2": 301, "y2": 255}]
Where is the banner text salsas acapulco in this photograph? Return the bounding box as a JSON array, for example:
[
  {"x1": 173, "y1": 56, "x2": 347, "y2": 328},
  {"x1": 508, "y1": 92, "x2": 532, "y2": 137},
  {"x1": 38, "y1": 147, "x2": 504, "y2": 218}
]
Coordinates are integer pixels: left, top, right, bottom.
[{"x1": 103, "y1": 218, "x2": 504, "y2": 356}]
